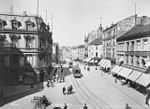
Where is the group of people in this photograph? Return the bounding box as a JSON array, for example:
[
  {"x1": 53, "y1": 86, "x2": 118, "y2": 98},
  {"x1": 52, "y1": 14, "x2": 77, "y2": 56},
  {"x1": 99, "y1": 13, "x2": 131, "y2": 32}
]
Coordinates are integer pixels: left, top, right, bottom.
[
  {"x1": 84, "y1": 65, "x2": 90, "y2": 71},
  {"x1": 62, "y1": 85, "x2": 73, "y2": 95},
  {"x1": 62, "y1": 103, "x2": 88, "y2": 109},
  {"x1": 33, "y1": 95, "x2": 51, "y2": 109},
  {"x1": 47, "y1": 65, "x2": 65, "y2": 87}
]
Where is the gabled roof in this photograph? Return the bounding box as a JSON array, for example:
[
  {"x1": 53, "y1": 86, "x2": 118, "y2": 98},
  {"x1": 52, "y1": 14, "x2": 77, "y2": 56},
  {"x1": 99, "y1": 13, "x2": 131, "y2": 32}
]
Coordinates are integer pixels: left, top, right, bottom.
[
  {"x1": 88, "y1": 38, "x2": 102, "y2": 46},
  {"x1": 117, "y1": 24, "x2": 150, "y2": 42}
]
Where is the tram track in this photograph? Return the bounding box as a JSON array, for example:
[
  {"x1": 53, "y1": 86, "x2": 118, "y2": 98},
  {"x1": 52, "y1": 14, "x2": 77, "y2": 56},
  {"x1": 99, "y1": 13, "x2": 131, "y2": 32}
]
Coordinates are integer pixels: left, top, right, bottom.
[
  {"x1": 69, "y1": 74, "x2": 98, "y2": 109},
  {"x1": 69, "y1": 74, "x2": 105, "y2": 109},
  {"x1": 78, "y1": 79, "x2": 113, "y2": 109}
]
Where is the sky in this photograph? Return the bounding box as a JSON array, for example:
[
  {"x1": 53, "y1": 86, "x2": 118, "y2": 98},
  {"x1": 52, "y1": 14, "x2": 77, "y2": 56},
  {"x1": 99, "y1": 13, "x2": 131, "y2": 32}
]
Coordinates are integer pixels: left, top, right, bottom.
[{"x1": 0, "y1": 0, "x2": 150, "y2": 46}]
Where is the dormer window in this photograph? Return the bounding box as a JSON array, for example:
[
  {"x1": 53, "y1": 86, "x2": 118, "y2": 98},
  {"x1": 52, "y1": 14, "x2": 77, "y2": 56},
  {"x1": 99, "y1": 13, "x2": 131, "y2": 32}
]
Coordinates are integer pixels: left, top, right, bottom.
[
  {"x1": 11, "y1": 17, "x2": 22, "y2": 30},
  {"x1": 25, "y1": 19, "x2": 35, "y2": 31},
  {"x1": 0, "y1": 19, "x2": 7, "y2": 29}
]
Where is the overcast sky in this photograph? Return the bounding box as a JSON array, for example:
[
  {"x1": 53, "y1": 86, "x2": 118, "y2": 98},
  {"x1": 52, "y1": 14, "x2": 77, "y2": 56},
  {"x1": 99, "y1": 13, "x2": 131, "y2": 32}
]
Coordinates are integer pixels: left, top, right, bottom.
[{"x1": 0, "y1": 0, "x2": 150, "y2": 46}]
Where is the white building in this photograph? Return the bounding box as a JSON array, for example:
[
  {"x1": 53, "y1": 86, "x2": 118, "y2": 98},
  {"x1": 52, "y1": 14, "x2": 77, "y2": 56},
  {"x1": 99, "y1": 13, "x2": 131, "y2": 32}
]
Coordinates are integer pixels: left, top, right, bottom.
[
  {"x1": 77, "y1": 45, "x2": 85, "y2": 60},
  {"x1": 88, "y1": 38, "x2": 103, "y2": 58}
]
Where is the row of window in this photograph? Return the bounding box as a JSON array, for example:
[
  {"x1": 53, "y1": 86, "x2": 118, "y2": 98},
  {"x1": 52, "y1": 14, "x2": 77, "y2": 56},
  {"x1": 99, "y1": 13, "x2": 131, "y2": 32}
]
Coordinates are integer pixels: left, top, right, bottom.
[
  {"x1": 104, "y1": 39, "x2": 116, "y2": 47},
  {"x1": 0, "y1": 55, "x2": 47, "y2": 67},
  {"x1": 0, "y1": 18, "x2": 35, "y2": 31},
  {"x1": 118, "y1": 39, "x2": 148, "y2": 51},
  {"x1": 103, "y1": 28, "x2": 117, "y2": 38},
  {"x1": 0, "y1": 55, "x2": 32, "y2": 66},
  {"x1": 118, "y1": 55, "x2": 147, "y2": 68},
  {"x1": 0, "y1": 34, "x2": 47, "y2": 49}
]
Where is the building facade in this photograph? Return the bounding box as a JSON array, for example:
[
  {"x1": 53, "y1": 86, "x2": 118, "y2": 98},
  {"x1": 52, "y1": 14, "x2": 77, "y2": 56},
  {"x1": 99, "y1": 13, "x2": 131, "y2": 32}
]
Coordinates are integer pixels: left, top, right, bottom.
[
  {"x1": 52, "y1": 42, "x2": 59, "y2": 64},
  {"x1": 88, "y1": 38, "x2": 103, "y2": 58},
  {"x1": 103, "y1": 15, "x2": 139, "y2": 63},
  {"x1": 117, "y1": 16, "x2": 150, "y2": 71},
  {"x1": 0, "y1": 13, "x2": 53, "y2": 102},
  {"x1": 84, "y1": 24, "x2": 103, "y2": 58},
  {"x1": 115, "y1": 16, "x2": 150, "y2": 92},
  {"x1": 77, "y1": 45, "x2": 85, "y2": 60}
]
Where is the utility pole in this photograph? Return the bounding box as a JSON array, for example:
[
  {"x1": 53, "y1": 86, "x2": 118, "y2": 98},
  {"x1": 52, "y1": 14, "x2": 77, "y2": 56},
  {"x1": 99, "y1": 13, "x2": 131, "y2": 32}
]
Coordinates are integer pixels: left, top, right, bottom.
[
  {"x1": 51, "y1": 14, "x2": 53, "y2": 32},
  {"x1": 46, "y1": 9, "x2": 47, "y2": 23},
  {"x1": 10, "y1": 0, "x2": 13, "y2": 14},
  {"x1": 37, "y1": 0, "x2": 39, "y2": 16},
  {"x1": 134, "y1": 2, "x2": 137, "y2": 25},
  {"x1": 100, "y1": 17, "x2": 102, "y2": 25}
]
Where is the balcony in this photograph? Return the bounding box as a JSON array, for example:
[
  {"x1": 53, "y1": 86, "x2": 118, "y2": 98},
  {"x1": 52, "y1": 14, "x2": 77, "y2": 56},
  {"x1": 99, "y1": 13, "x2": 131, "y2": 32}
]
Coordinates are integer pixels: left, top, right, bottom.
[
  {"x1": 0, "y1": 45, "x2": 49, "y2": 54},
  {"x1": 117, "y1": 51, "x2": 150, "y2": 57}
]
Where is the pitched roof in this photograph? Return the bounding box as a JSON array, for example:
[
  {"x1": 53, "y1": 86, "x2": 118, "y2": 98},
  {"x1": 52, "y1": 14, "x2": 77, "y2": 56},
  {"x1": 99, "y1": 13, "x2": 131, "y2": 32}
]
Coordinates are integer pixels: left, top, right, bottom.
[
  {"x1": 117, "y1": 24, "x2": 150, "y2": 41},
  {"x1": 88, "y1": 38, "x2": 102, "y2": 46}
]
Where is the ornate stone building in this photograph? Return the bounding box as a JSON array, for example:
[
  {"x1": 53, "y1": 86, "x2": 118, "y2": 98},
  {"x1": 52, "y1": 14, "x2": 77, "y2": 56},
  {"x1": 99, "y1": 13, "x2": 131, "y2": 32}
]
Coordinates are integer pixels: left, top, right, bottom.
[{"x1": 0, "y1": 13, "x2": 53, "y2": 103}]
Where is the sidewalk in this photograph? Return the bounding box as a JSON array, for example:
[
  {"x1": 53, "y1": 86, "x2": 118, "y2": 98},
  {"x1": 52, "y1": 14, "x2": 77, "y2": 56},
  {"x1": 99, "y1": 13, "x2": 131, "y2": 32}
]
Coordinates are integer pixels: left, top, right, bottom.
[{"x1": 0, "y1": 83, "x2": 43, "y2": 106}]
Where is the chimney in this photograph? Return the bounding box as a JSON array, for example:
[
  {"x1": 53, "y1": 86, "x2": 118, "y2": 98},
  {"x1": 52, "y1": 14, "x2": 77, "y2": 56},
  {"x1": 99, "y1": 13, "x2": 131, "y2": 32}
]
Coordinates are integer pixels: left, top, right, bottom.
[{"x1": 141, "y1": 16, "x2": 148, "y2": 25}]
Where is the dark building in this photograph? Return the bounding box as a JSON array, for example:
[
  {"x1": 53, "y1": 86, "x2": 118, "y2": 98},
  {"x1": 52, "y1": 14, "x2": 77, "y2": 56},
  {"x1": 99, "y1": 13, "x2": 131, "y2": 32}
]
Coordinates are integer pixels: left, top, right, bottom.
[{"x1": 0, "y1": 13, "x2": 53, "y2": 105}]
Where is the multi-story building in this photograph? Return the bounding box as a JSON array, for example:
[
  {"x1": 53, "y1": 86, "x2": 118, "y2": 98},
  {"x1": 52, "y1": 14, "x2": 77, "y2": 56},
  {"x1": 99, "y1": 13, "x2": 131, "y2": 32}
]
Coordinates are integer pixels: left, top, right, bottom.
[
  {"x1": 88, "y1": 38, "x2": 103, "y2": 58},
  {"x1": 0, "y1": 13, "x2": 53, "y2": 104},
  {"x1": 117, "y1": 16, "x2": 150, "y2": 69},
  {"x1": 84, "y1": 24, "x2": 103, "y2": 58},
  {"x1": 52, "y1": 42, "x2": 59, "y2": 64},
  {"x1": 84, "y1": 35, "x2": 88, "y2": 58},
  {"x1": 77, "y1": 45, "x2": 85, "y2": 60},
  {"x1": 103, "y1": 15, "x2": 140, "y2": 64},
  {"x1": 70, "y1": 45, "x2": 85, "y2": 60},
  {"x1": 59, "y1": 46, "x2": 72, "y2": 61},
  {"x1": 71, "y1": 47, "x2": 78, "y2": 60},
  {"x1": 116, "y1": 16, "x2": 150, "y2": 92}
]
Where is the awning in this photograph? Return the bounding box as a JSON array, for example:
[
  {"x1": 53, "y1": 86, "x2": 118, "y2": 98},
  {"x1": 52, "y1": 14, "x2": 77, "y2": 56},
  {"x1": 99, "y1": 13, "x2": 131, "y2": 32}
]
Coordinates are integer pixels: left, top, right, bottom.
[
  {"x1": 105, "y1": 60, "x2": 111, "y2": 68},
  {"x1": 118, "y1": 57, "x2": 124, "y2": 62},
  {"x1": 118, "y1": 67, "x2": 133, "y2": 78},
  {"x1": 145, "y1": 61, "x2": 150, "y2": 67},
  {"x1": 111, "y1": 65, "x2": 120, "y2": 73},
  {"x1": 127, "y1": 70, "x2": 142, "y2": 82},
  {"x1": 135, "y1": 73, "x2": 150, "y2": 87},
  {"x1": 89, "y1": 59, "x2": 94, "y2": 63},
  {"x1": 99, "y1": 59, "x2": 107, "y2": 67},
  {"x1": 98, "y1": 59, "x2": 104, "y2": 65},
  {"x1": 101, "y1": 59, "x2": 108, "y2": 68},
  {"x1": 85, "y1": 58, "x2": 92, "y2": 62},
  {"x1": 111, "y1": 65, "x2": 123, "y2": 74}
]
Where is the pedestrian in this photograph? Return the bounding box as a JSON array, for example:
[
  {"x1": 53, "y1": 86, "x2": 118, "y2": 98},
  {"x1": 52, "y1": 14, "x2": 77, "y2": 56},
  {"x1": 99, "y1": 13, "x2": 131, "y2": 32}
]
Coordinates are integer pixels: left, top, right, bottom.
[
  {"x1": 47, "y1": 80, "x2": 50, "y2": 87},
  {"x1": 114, "y1": 77, "x2": 117, "y2": 83},
  {"x1": 69, "y1": 85, "x2": 73, "y2": 94},
  {"x1": 42, "y1": 95, "x2": 49, "y2": 107},
  {"x1": 145, "y1": 91, "x2": 150, "y2": 106},
  {"x1": 125, "y1": 103, "x2": 132, "y2": 109},
  {"x1": 67, "y1": 86, "x2": 70, "y2": 95},
  {"x1": 83, "y1": 103, "x2": 88, "y2": 109},
  {"x1": 64, "y1": 103, "x2": 67, "y2": 109},
  {"x1": 62, "y1": 86, "x2": 66, "y2": 95}
]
